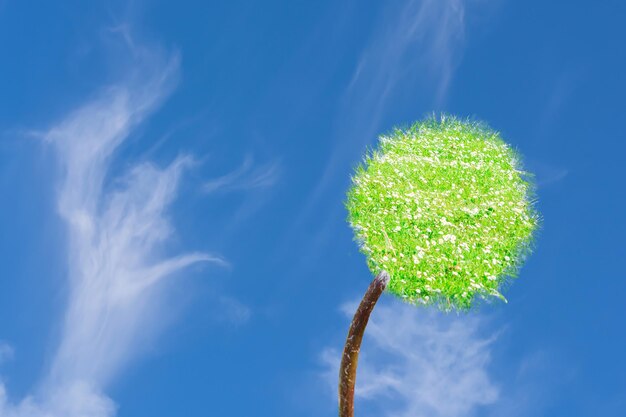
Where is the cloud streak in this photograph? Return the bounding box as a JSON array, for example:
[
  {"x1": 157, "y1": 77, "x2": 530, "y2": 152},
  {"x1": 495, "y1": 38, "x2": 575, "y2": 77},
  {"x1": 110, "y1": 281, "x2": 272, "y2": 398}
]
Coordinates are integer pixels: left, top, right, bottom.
[
  {"x1": 347, "y1": 0, "x2": 467, "y2": 110},
  {"x1": 523, "y1": 158, "x2": 569, "y2": 189},
  {"x1": 342, "y1": 0, "x2": 472, "y2": 147},
  {"x1": 0, "y1": 342, "x2": 13, "y2": 366},
  {"x1": 288, "y1": 0, "x2": 480, "y2": 245},
  {"x1": 321, "y1": 299, "x2": 499, "y2": 417},
  {"x1": 0, "y1": 46, "x2": 224, "y2": 417},
  {"x1": 203, "y1": 154, "x2": 281, "y2": 194}
]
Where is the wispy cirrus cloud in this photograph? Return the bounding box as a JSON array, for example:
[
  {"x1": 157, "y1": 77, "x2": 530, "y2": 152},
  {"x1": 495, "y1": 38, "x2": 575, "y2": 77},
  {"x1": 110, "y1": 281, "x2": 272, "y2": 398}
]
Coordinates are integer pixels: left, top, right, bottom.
[
  {"x1": 345, "y1": 0, "x2": 471, "y2": 155},
  {"x1": 287, "y1": 0, "x2": 486, "y2": 248},
  {"x1": 0, "y1": 342, "x2": 13, "y2": 366},
  {"x1": 526, "y1": 159, "x2": 569, "y2": 188},
  {"x1": 203, "y1": 154, "x2": 281, "y2": 194},
  {"x1": 0, "y1": 43, "x2": 224, "y2": 417},
  {"x1": 214, "y1": 296, "x2": 253, "y2": 326},
  {"x1": 346, "y1": 0, "x2": 468, "y2": 111},
  {"x1": 341, "y1": 0, "x2": 475, "y2": 150},
  {"x1": 321, "y1": 299, "x2": 499, "y2": 417}
]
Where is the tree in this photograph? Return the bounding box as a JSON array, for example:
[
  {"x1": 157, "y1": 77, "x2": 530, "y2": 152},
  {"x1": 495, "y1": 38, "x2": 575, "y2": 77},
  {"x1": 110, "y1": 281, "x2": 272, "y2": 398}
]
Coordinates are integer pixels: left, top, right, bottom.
[{"x1": 339, "y1": 115, "x2": 539, "y2": 417}]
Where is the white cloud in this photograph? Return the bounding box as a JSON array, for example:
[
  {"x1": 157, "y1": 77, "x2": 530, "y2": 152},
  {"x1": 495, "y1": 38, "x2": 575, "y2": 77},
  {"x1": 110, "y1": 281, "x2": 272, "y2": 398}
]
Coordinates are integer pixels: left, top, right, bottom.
[
  {"x1": 338, "y1": 0, "x2": 477, "y2": 144},
  {"x1": 524, "y1": 158, "x2": 569, "y2": 188},
  {"x1": 0, "y1": 342, "x2": 13, "y2": 365},
  {"x1": 203, "y1": 154, "x2": 281, "y2": 193},
  {"x1": 287, "y1": 0, "x2": 488, "y2": 244},
  {"x1": 0, "y1": 44, "x2": 224, "y2": 417},
  {"x1": 215, "y1": 296, "x2": 252, "y2": 326},
  {"x1": 321, "y1": 299, "x2": 499, "y2": 417},
  {"x1": 347, "y1": 0, "x2": 468, "y2": 107},
  {"x1": 0, "y1": 382, "x2": 115, "y2": 417}
]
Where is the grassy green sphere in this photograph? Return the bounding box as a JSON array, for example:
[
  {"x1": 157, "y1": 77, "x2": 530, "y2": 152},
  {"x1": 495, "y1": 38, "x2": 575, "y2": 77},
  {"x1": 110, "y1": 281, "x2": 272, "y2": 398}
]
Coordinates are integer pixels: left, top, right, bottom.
[{"x1": 346, "y1": 115, "x2": 539, "y2": 310}]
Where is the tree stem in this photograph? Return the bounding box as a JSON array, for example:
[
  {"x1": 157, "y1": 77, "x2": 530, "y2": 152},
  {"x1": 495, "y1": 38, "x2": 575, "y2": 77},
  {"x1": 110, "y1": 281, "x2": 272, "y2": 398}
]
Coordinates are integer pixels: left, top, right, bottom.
[{"x1": 338, "y1": 271, "x2": 390, "y2": 417}]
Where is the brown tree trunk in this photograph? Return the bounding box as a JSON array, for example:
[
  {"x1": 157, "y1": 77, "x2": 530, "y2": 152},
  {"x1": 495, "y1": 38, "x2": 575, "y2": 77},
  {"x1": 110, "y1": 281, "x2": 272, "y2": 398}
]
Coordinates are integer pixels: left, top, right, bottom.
[{"x1": 338, "y1": 271, "x2": 390, "y2": 417}]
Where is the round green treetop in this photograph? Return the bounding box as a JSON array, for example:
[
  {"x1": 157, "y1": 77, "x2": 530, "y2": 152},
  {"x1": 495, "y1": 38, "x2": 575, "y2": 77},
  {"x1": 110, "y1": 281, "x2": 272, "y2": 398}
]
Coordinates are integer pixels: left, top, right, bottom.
[{"x1": 346, "y1": 115, "x2": 539, "y2": 310}]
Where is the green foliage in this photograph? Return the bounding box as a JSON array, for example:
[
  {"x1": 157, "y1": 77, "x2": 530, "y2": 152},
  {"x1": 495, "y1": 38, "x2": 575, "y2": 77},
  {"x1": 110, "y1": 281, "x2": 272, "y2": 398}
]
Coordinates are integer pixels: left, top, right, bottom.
[{"x1": 346, "y1": 115, "x2": 539, "y2": 310}]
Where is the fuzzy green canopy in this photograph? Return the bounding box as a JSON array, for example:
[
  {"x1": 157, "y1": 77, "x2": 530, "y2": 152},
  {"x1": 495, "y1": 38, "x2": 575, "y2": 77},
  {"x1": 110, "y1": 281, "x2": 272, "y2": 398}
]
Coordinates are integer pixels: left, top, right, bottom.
[{"x1": 346, "y1": 116, "x2": 539, "y2": 310}]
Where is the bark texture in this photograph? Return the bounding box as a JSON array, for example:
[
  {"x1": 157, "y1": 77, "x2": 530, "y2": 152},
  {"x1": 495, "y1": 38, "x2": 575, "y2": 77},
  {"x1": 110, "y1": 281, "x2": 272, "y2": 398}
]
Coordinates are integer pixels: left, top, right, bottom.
[{"x1": 338, "y1": 271, "x2": 390, "y2": 417}]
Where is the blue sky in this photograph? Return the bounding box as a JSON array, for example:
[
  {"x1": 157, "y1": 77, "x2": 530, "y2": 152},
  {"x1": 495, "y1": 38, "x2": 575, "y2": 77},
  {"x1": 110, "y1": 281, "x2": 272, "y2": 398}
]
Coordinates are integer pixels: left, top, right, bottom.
[{"x1": 0, "y1": 1, "x2": 625, "y2": 416}]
